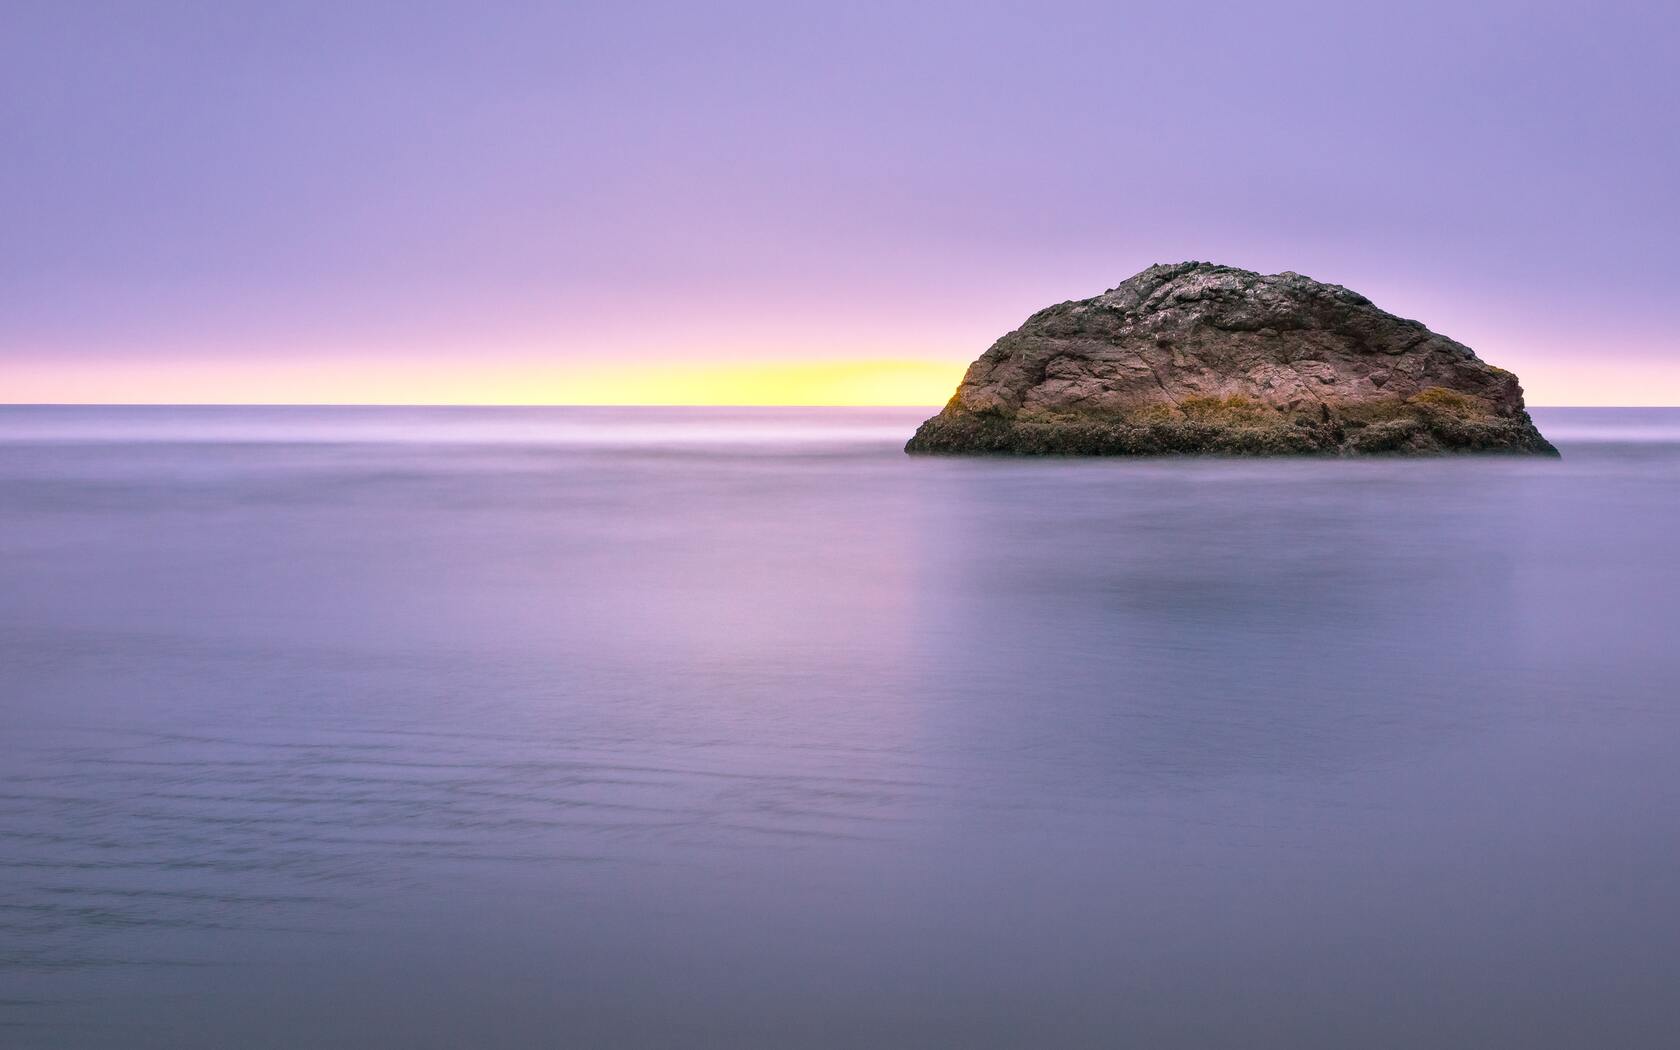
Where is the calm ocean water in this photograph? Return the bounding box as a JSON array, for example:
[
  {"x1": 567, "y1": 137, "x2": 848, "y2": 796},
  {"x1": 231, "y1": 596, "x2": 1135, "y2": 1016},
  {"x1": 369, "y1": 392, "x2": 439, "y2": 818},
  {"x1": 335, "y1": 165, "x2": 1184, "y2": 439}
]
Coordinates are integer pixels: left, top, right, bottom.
[{"x1": 3, "y1": 405, "x2": 1679, "y2": 1049}]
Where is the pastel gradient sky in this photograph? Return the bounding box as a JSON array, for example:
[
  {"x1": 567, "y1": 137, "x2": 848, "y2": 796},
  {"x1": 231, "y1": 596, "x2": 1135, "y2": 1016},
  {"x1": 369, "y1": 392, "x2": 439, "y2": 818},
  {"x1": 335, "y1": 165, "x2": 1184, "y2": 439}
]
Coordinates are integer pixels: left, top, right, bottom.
[{"x1": 4, "y1": 1, "x2": 1676, "y2": 404}]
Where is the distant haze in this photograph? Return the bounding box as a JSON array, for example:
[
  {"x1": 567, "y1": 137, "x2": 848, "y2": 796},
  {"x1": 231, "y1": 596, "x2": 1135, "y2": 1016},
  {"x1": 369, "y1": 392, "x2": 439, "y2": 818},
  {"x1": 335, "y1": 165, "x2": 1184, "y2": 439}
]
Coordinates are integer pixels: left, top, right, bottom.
[{"x1": 3, "y1": 1, "x2": 1676, "y2": 405}]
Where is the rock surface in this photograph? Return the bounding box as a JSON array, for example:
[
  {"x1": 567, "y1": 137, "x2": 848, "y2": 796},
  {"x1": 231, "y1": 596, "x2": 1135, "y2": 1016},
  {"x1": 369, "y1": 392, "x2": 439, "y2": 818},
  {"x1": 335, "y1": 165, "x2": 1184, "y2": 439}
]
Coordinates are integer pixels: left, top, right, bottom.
[{"x1": 905, "y1": 262, "x2": 1557, "y2": 456}]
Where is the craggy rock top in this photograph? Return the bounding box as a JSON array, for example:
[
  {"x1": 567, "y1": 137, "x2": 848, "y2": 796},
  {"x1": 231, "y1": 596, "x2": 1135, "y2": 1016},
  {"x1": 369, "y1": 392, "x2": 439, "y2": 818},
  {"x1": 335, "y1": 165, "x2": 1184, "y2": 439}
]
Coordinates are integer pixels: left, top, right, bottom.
[{"x1": 905, "y1": 262, "x2": 1557, "y2": 456}]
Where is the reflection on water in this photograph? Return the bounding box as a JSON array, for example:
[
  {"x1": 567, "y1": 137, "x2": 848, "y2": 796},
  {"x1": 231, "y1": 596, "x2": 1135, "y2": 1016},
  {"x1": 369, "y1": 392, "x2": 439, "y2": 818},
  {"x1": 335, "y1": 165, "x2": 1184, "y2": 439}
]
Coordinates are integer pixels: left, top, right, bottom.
[{"x1": 3, "y1": 406, "x2": 1679, "y2": 1048}]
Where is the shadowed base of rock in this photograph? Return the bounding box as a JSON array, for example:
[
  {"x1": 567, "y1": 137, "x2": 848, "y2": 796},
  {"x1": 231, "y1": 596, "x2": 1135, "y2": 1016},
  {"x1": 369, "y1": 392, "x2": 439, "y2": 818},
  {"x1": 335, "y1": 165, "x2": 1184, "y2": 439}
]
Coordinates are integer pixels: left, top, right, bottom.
[{"x1": 905, "y1": 393, "x2": 1559, "y2": 457}]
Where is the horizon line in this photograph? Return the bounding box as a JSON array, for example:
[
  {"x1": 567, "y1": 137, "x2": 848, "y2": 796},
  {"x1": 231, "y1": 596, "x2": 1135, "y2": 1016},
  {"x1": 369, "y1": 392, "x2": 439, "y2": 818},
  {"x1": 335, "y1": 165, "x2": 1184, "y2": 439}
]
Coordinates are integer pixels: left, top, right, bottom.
[{"x1": 3, "y1": 402, "x2": 1677, "y2": 410}]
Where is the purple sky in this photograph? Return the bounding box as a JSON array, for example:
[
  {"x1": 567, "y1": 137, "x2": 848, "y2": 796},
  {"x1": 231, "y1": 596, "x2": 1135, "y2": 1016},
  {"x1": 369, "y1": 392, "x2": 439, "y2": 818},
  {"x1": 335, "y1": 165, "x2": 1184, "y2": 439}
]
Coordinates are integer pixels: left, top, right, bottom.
[{"x1": 3, "y1": 0, "x2": 1676, "y2": 403}]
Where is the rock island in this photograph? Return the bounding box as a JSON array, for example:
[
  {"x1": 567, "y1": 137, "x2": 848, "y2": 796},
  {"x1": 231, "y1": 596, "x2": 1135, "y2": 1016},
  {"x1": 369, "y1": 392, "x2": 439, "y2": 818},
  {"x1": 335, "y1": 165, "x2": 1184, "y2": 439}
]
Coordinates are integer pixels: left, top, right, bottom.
[{"x1": 906, "y1": 262, "x2": 1557, "y2": 456}]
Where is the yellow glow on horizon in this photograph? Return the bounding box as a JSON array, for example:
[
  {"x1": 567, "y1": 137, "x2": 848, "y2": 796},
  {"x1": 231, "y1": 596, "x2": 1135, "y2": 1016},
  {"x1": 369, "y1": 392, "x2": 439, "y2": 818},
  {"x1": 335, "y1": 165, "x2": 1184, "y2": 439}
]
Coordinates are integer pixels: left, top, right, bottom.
[
  {"x1": 3, "y1": 357, "x2": 969, "y2": 406},
  {"x1": 540, "y1": 359, "x2": 967, "y2": 406}
]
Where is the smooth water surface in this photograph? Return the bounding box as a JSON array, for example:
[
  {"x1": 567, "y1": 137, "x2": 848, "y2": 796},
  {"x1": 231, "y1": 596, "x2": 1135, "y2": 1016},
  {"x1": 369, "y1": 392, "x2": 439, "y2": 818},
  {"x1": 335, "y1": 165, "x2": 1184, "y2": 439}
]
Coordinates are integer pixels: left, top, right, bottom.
[{"x1": 3, "y1": 406, "x2": 1679, "y2": 1048}]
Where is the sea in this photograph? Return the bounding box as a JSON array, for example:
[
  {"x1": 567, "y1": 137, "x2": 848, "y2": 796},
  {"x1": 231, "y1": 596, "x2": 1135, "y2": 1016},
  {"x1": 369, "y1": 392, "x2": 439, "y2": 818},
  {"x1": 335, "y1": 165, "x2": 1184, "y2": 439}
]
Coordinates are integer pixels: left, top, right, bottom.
[{"x1": 2, "y1": 405, "x2": 1678, "y2": 1049}]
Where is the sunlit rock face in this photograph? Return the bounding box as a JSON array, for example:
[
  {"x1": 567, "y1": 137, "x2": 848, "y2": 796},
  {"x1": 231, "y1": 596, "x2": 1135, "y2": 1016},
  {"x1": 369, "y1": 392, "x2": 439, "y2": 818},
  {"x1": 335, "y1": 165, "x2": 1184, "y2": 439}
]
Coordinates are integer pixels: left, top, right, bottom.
[{"x1": 906, "y1": 262, "x2": 1558, "y2": 456}]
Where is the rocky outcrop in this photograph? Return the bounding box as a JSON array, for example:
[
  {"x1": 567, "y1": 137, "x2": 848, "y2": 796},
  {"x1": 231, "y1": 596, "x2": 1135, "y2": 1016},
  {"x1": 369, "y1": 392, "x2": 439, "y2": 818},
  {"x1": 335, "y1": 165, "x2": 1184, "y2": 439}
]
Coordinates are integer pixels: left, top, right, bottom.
[{"x1": 905, "y1": 262, "x2": 1557, "y2": 456}]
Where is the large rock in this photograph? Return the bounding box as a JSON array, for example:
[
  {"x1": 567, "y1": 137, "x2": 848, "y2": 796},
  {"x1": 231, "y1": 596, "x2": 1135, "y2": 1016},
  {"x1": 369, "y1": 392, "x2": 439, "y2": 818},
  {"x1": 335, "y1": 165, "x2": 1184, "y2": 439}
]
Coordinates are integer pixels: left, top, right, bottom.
[{"x1": 905, "y1": 262, "x2": 1557, "y2": 456}]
